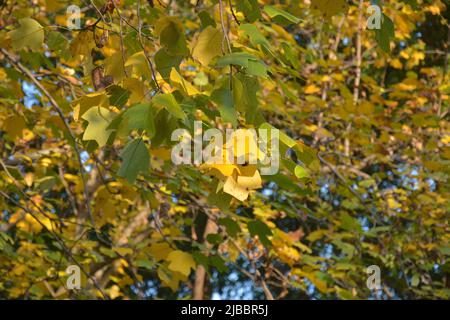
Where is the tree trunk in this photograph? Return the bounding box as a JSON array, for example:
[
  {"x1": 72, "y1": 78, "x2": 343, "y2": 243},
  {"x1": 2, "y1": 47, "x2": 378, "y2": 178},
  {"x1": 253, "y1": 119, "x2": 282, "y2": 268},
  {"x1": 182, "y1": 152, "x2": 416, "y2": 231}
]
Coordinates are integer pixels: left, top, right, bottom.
[{"x1": 192, "y1": 218, "x2": 216, "y2": 300}]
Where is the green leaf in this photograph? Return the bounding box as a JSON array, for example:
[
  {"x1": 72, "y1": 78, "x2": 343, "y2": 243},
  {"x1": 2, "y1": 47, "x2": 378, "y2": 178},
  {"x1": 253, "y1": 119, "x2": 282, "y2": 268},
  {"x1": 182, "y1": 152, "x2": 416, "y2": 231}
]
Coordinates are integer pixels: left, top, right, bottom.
[
  {"x1": 263, "y1": 5, "x2": 301, "y2": 25},
  {"x1": 411, "y1": 274, "x2": 420, "y2": 287},
  {"x1": 207, "y1": 189, "x2": 232, "y2": 211},
  {"x1": 216, "y1": 52, "x2": 255, "y2": 68},
  {"x1": 118, "y1": 138, "x2": 150, "y2": 183},
  {"x1": 9, "y1": 18, "x2": 44, "y2": 50},
  {"x1": 294, "y1": 165, "x2": 310, "y2": 179},
  {"x1": 247, "y1": 220, "x2": 272, "y2": 246},
  {"x1": 198, "y1": 10, "x2": 217, "y2": 28},
  {"x1": 193, "y1": 72, "x2": 209, "y2": 86},
  {"x1": 46, "y1": 31, "x2": 69, "y2": 58},
  {"x1": 153, "y1": 93, "x2": 186, "y2": 120},
  {"x1": 364, "y1": 226, "x2": 391, "y2": 238},
  {"x1": 36, "y1": 176, "x2": 57, "y2": 191},
  {"x1": 266, "y1": 173, "x2": 312, "y2": 196},
  {"x1": 247, "y1": 59, "x2": 268, "y2": 77},
  {"x1": 437, "y1": 246, "x2": 450, "y2": 256},
  {"x1": 107, "y1": 85, "x2": 130, "y2": 108},
  {"x1": 206, "y1": 234, "x2": 222, "y2": 244},
  {"x1": 136, "y1": 259, "x2": 155, "y2": 270},
  {"x1": 156, "y1": 17, "x2": 189, "y2": 56},
  {"x1": 151, "y1": 109, "x2": 180, "y2": 147},
  {"x1": 216, "y1": 52, "x2": 267, "y2": 77},
  {"x1": 375, "y1": 14, "x2": 395, "y2": 53},
  {"x1": 332, "y1": 240, "x2": 356, "y2": 258},
  {"x1": 260, "y1": 122, "x2": 296, "y2": 148},
  {"x1": 192, "y1": 252, "x2": 209, "y2": 267},
  {"x1": 209, "y1": 255, "x2": 227, "y2": 273},
  {"x1": 401, "y1": 0, "x2": 418, "y2": 9},
  {"x1": 211, "y1": 84, "x2": 237, "y2": 127},
  {"x1": 236, "y1": 0, "x2": 261, "y2": 23},
  {"x1": 82, "y1": 107, "x2": 116, "y2": 147},
  {"x1": 120, "y1": 103, "x2": 155, "y2": 137},
  {"x1": 154, "y1": 48, "x2": 183, "y2": 80},
  {"x1": 218, "y1": 218, "x2": 241, "y2": 238},
  {"x1": 239, "y1": 24, "x2": 270, "y2": 49},
  {"x1": 233, "y1": 73, "x2": 259, "y2": 123},
  {"x1": 339, "y1": 212, "x2": 362, "y2": 233}
]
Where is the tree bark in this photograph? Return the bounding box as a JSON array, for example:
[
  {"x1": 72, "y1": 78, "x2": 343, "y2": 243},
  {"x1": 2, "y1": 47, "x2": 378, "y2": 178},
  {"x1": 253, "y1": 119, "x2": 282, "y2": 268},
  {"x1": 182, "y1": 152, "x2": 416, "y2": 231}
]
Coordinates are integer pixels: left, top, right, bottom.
[{"x1": 193, "y1": 218, "x2": 216, "y2": 300}]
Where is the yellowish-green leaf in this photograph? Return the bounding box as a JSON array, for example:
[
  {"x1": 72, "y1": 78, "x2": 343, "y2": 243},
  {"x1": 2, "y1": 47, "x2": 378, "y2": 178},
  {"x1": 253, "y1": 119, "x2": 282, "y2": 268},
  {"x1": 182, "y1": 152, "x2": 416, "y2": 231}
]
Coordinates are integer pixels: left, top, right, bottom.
[
  {"x1": 81, "y1": 107, "x2": 115, "y2": 147},
  {"x1": 166, "y1": 250, "x2": 196, "y2": 277},
  {"x1": 9, "y1": 18, "x2": 44, "y2": 50},
  {"x1": 169, "y1": 68, "x2": 200, "y2": 96},
  {"x1": 191, "y1": 26, "x2": 223, "y2": 66},
  {"x1": 263, "y1": 5, "x2": 301, "y2": 25},
  {"x1": 153, "y1": 93, "x2": 186, "y2": 120},
  {"x1": 310, "y1": 0, "x2": 348, "y2": 19}
]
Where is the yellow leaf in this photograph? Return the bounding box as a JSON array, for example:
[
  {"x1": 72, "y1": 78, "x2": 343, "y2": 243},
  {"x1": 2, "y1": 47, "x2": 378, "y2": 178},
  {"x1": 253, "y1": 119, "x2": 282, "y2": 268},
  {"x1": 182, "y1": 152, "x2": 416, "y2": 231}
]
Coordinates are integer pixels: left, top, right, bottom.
[
  {"x1": 148, "y1": 243, "x2": 172, "y2": 261},
  {"x1": 169, "y1": 68, "x2": 200, "y2": 96},
  {"x1": 70, "y1": 31, "x2": 95, "y2": 58},
  {"x1": 4, "y1": 114, "x2": 26, "y2": 139},
  {"x1": 223, "y1": 175, "x2": 250, "y2": 201},
  {"x1": 228, "y1": 129, "x2": 265, "y2": 163},
  {"x1": 310, "y1": 0, "x2": 348, "y2": 19},
  {"x1": 0, "y1": 68, "x2": 7, "y2": 81},
  {"x1": 24, "y1": 173, "x2": 34, "y2": 187},
  {"x1": 125, "y1": 51, "x2": 152, "y2": 79},
  {"x1": 304, "y1": 84, "x2": 320, "y2": 94},
  {"x1": 157, "y1": 266, "x2": 187, "y2": 292},
  {"x1": 294, "y1": 269, "x2": 330, "y2": 293},
  {"x1": 394, "y1": 78, "x2": 419, "y2": 91},
  {"x1": 390, "y1": 58, "x2": 403, "y2": 69},
  {"x1": 166, "y1": 250, "x2": 196, "y2": 277},
  {"x1": 108, "y1": 285, "x2": 122, "y2": 299},
  {"x1": 81, "y1": 107, "x2": 115, "y2": 147},
  {"x1": 105, "y1": 51, "x2": 126, "y2": 82},
  {"x1": 201, "y1": 163, "x2": 239, "y2": 177},
  {"x1": 192, "y1": 26, "x2": 223, "y2": 66},
  {"x1": 426, "y1": 4, "x2": 441, "y2": 15},
  {"x1": 441, "y1": 135, "x2": 450, "y2": 145},
  {"x1": 237, "y1": 170, "x2": 262, "y2": 190},
  {"x1": 72, "y1": 92, "x2": 109, "y2": 121},
  {"x1": 123, "y1": 78, "x2": 145, "y2": 104},
  {"x1": 114, "y1": 247, "x2": 134, "y2": 256}
]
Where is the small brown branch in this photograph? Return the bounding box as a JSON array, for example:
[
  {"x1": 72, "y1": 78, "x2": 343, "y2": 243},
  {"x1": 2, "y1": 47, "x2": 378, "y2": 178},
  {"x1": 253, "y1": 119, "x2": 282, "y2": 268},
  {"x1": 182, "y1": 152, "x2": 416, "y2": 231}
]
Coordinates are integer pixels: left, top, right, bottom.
[
  {"x1": 228, "y1": 0, "x2": 240, "y2": 26},
  {"x1": 136, "y1": 0, "x2": 161, "y2": 92}
]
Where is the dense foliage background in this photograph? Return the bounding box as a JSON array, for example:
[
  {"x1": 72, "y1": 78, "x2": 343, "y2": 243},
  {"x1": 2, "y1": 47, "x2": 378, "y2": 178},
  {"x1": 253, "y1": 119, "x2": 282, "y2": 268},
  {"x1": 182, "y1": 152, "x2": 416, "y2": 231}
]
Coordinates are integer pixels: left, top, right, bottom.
[{"x1": 0, "y1": 0, "x2": 448, "y2": 299}]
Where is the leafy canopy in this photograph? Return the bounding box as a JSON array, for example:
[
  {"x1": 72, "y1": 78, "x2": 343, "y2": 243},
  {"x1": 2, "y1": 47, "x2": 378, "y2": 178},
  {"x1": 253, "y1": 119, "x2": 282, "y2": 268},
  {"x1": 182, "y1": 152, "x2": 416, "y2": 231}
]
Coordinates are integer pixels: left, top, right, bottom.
[{"x1": 0, "y1": 0, "x2": 448, "y2": 300}]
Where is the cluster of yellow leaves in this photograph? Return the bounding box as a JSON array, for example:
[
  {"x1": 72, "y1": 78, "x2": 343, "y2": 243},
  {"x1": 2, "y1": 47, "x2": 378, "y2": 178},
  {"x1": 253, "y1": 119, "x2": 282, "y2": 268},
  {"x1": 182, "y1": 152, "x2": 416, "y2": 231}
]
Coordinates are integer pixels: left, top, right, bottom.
[
  {"x1": 147, "y1": 242, "x2": 196, "y2": 291},
  {"x1": 201, "y1": 129, "x2": 267, "y2": 201}
]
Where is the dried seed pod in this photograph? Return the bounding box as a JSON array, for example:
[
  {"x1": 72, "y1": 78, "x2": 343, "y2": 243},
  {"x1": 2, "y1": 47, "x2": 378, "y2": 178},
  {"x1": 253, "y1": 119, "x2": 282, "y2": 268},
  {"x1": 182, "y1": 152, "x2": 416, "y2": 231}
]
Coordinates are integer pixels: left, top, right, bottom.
[
  {"x1": 96, "y1": 29, "x2": 109, "y2": 48},
  {"x1": 91, "y1": 66, "x2": 104, "y2": 91},
  {"x1": 92, "y1": 67, "x2": 113, "y2": 90}
]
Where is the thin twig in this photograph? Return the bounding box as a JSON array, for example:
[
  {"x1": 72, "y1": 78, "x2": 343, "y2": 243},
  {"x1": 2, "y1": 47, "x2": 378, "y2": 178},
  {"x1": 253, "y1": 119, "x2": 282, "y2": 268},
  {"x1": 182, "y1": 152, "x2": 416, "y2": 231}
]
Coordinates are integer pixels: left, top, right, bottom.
[
  {"x1": 1, "y1": 49, "x2": 97, "y2": 233},
  {"x1": 0, "y1": 190, "x2": 108, "y2": 299}
]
